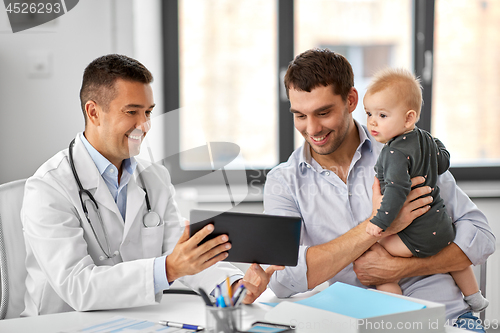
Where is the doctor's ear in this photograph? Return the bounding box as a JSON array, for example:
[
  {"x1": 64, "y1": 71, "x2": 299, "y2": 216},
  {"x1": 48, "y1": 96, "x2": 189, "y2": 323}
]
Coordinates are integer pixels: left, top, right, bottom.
[{"x1": 85, "y1": 100, "x2": 101, "y2": 126}]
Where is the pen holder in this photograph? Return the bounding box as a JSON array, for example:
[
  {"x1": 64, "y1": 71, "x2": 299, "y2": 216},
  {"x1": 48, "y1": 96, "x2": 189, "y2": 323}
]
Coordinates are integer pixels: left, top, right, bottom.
[{"x1": 206, "y1": 305, "x2": 242, "y2": 333}]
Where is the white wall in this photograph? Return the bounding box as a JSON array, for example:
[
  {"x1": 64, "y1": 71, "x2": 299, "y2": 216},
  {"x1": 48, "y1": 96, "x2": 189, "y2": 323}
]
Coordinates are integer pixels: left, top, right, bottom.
[{"x1": 0, "y1": 0, "x2": 135, "y2": 184}]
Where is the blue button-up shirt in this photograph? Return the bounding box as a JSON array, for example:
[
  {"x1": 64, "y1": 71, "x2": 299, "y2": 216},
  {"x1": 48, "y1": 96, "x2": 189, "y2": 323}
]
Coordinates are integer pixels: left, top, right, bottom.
[
  {"x1": 263, "y1": 121, "x2": 495, "y2": 321},
  {"x1": 80, "y1": 133, "x2": 136, "y2": 221}
]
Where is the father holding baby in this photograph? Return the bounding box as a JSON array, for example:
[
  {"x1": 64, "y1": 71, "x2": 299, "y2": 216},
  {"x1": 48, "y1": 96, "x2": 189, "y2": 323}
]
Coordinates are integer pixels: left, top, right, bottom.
[{"x1": 258, "y1": 48, "x2": 495, "y2": 332}]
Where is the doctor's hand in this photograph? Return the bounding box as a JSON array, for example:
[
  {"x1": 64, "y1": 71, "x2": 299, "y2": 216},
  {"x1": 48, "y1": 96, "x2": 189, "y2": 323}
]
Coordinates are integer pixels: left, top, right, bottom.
[
  {"x1": 238, "y1": 264, "x2": 284, "y2": 304},
  {"x1": 165, "y1": 221, "x2": 231, "y2": 282}
]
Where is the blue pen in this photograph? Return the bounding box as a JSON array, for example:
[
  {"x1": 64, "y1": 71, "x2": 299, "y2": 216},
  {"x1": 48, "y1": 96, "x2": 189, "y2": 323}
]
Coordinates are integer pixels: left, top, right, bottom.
[
  {"x1": 233, "y1": 287, "x2": 248, "y2": 306},
  {"x1": 216, "y1": 285, "x2": 226, "y2": 307},
  {"x1": 217, "y1": 293, "x2": 227, "y2": 308},
  {"x1": 231, "y1": 284, "x2": 246, "y2": 304},
  {"x1": 158, "y1": 320, "x2": 204, "y2": 331}
]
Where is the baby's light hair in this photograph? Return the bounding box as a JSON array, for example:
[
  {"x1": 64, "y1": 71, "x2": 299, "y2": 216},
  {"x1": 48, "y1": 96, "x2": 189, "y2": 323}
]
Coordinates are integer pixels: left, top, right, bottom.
[{"x1": 366, "y1": 68, "x2": 422, "y2": 121}]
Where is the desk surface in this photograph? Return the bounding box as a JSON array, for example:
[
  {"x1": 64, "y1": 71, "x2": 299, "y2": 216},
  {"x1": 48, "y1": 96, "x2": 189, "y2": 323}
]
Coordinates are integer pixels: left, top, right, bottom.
[
  {"x1": 0, "y1": 289, "x2": 282, "y2": 333},
  {"x1": 0, "y1": 288, "x2": 467, "y2": 332}
]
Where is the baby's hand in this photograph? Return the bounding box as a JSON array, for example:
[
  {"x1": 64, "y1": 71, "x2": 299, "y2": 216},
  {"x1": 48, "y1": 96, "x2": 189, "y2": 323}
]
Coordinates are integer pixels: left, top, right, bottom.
[{"x1": 366, "y1": 222, "x2": 383, "y2": 237}]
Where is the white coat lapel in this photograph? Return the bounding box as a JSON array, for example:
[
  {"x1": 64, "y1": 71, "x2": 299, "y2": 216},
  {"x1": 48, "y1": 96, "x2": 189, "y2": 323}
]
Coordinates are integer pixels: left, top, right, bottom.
[
  {"x1": 93, "y1": 177, "x2": 124, "y2": 222},
  {"x1": 73, "y1": 134, "x2": 124, "y2": 223},
  {"x1": 123, "y1": 174, "x2": 146, "y2": 239}
]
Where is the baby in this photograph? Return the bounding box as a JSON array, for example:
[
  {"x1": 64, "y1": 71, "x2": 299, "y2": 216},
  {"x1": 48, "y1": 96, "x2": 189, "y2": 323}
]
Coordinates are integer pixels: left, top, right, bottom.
[{"x1": 364, "y1": 68, "x2": 488, "y2": 312}]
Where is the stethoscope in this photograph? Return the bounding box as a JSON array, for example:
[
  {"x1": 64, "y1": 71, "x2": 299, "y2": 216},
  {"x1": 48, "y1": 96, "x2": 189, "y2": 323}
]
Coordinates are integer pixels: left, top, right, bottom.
[{"x1": 69, "y1": 139, "x2": 162, "y2": 261}]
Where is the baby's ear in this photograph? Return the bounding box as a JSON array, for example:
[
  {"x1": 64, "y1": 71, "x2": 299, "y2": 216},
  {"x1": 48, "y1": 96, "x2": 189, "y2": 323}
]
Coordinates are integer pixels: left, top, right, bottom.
[{"x1": 405, "y1": 110, "x2": 417, "y2": 128}]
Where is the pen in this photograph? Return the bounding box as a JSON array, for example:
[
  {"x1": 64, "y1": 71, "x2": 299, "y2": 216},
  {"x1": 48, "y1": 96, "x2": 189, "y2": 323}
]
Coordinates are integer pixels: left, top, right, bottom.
[
  {"x1": 231, "y1": 284, "x2": 246, "y2": 305},
  {"x1": 216, "y1": 285, "x2": 226, "y2": 307},
  {"x1": 226, "y1": 276, "x2": 232, "y2": 303},
  {"x1": 198, "y1": 288, "x2": 213, "y2": 307},
  {"x1": 233, "y1": 287, "x2": 248, "y2": 307},
  {"x1": 158, "y1": 320, "x2": 204, "y2": 331},
  {"x1": 217, "y1": 293, "x2": 227, "y2": 308}
]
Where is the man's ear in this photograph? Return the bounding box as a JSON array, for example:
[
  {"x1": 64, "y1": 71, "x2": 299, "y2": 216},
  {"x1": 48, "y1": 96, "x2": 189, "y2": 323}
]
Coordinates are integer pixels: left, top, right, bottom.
[
  {"x1": 346, "y1": 87, "x2": 359, "y2": 113},
  {"x1": 405, "y1": 110, "x2": 417, "y2": 128},
  {"x1": 85, "y1": 100, "x2": 100, "y2": 126}
]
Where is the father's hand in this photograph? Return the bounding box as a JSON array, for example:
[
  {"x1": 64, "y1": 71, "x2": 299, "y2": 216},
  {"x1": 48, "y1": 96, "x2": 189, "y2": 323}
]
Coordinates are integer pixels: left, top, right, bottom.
[
  {"x1": 384, "y1": 176, "x2": 433, "y2": 236},
  {"x1": 353, "y1": 243, "x2": 405, "y2": 285},
  {"x1": 239, "y1": 264, "x2": 284, "y2": 304},
  {"x1": 165, "y1": 221, "x2": 231, "y2": 282}
]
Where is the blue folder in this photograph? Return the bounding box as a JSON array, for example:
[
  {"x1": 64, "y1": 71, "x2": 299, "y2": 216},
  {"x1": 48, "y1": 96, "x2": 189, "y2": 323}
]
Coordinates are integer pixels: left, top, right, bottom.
[{"x1": 294, "y1": 282, "x2": 426, "y2": 319}]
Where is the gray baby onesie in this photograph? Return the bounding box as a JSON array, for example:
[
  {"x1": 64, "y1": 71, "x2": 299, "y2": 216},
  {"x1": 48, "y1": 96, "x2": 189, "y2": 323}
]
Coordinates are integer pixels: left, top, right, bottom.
[{"x1": 371, "y1": 127, "x2": 455, "y2": 257}]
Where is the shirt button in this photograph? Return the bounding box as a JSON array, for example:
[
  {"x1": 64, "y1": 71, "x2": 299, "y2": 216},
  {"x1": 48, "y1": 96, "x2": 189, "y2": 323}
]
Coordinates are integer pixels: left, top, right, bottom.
[
  {"x1": 306, "y1": 165, "x2": 311, "y2": 169},
  {"x1": 110, "y1": 169, "x2": 115, "y2": 173},
  {"x1": 325, "y1": 172, "x2": 330, "y2": 176}
]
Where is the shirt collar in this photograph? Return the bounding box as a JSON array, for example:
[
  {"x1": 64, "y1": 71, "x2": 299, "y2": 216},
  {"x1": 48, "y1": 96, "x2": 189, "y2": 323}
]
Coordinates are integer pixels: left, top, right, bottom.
[
  {"x1": 298, "y1": 143, "x2": 311, "y2": 173},
  {"x1": 80, "y1": 132, "x2": 137, "y2": 177},
  {"x1": 354, "y1": 119, "x2": 373, "y2": 153}
]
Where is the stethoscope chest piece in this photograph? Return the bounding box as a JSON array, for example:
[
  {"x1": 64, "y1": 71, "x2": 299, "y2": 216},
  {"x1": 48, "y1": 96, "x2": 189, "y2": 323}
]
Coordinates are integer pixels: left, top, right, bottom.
[
  {"x1": 143, "y1": 211, "x2": 162, "y2": 228},
  {"x1": 99, "y1": 250, "x2": 119, "y2": 262}
]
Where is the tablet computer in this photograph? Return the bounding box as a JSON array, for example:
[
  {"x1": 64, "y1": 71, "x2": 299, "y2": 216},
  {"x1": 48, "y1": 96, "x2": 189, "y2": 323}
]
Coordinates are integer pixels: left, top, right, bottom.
[{"x1": 189, "y1": 209, "x2": 302, "y2": 266}]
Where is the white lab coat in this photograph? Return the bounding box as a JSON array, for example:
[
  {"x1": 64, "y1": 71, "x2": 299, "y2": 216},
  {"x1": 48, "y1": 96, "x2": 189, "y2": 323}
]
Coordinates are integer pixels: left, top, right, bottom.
[{"x1": 21, "y1": 133, "x2": 241, "y2": 316}]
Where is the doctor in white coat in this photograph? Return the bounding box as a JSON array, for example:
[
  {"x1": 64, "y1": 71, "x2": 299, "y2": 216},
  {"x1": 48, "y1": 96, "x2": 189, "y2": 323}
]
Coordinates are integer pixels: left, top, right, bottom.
[{"x1": 21, "y1": 54, "x2": 280, "y2": 316}]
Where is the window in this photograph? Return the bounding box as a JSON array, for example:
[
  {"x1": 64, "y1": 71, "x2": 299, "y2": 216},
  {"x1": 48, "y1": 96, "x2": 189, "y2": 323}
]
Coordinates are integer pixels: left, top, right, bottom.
[
  {"x1": 294, "y1": 0, "x2": 413, "y2": 148},
  {"x1": 162, "y1": 0, "x2": 282, "y2": 186},
  {"x1": 178, "y1": 0, "x2": 278, "y2": 171},
  {"x1": 432, "y1": 0, "x2": 500, "y2": 171},
  {"x1": 417, "y1": 0, "x2": 500, "y2": 180},
  {"x1": 162, "y1": 0, "x2": 499, "y2": 185}
]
